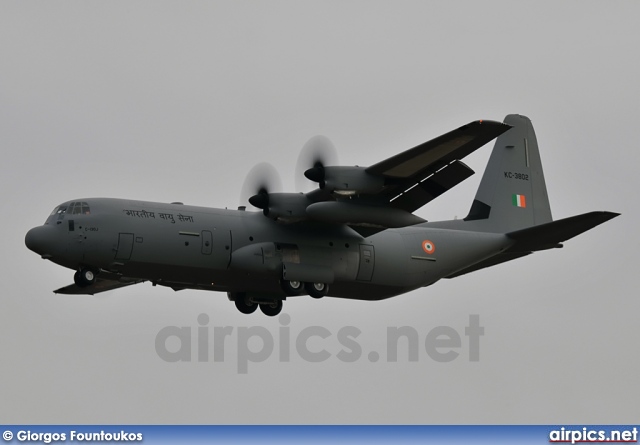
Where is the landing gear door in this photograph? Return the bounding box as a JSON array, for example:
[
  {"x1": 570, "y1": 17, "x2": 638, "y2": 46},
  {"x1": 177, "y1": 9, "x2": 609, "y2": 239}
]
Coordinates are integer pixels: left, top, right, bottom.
[{"x1": 356, "y1": 244, "x2": 375, "y2": 281}]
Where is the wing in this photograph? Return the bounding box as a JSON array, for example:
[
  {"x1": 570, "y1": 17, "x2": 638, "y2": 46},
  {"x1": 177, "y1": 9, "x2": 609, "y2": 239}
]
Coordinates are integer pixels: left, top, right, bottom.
[
  {"x1": 367, "y1": 120, "x2": 509, "y2": 178},
  {"x1": 385, "y1": 159, "x2": 475, "y2": 213},
  {"x1": 253, "y1": 120, "x2": 510, "y2": 233},
  {"x1": 367, "y1": 119, "x2": 511, "y2": 212},
  {"x1": 301, "y1": 120, "x2": 511, "y2": 231},
  {"x1": 54, "y1": 276, "x2": 145, "y2": 295}
]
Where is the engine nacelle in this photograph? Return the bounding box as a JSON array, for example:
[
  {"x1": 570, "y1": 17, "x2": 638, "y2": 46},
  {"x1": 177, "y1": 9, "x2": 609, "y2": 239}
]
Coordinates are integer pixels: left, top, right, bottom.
[
  {"x1": 249, "y1": 192, "x2": 310, "y2": 222},
  {"x1": 306, "y1": 201, "x2": 426, "y2": 228},
  {"x1": 306, "y1": 166, "x2": 385, "y2": 195}
]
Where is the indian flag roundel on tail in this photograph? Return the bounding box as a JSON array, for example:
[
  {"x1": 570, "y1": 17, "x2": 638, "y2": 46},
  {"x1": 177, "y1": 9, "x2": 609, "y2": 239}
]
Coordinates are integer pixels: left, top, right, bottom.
[{"x1": 512, "y1": 194, "x2": 526, "y2": 208}]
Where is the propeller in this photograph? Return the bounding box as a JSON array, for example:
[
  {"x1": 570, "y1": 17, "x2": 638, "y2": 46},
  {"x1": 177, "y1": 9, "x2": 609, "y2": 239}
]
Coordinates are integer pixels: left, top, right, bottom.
[
  {"x1": 295, "y1": 135, "x2": 339, "y2": 192},
  {"x1": 239, "y1": 162, "x2": 283, "y2": 211}
]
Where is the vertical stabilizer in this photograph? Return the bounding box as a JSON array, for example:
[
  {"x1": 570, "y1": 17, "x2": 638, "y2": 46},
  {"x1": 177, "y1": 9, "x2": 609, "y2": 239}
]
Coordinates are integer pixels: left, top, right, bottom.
[{"x1": 464, "y1": 114, "x2": 552, "y2": 233}]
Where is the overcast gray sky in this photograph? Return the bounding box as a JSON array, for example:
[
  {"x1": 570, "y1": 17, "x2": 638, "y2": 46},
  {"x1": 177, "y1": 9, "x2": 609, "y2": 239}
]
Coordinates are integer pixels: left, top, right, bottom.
[{"x1": 1, "y1": 0, "x2": 638, "y2": 424}]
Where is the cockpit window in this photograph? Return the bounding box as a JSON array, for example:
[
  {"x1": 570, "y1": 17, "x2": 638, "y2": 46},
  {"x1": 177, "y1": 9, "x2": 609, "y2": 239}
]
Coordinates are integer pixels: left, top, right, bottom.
[
  {"x1": 47, "y1": 202, "x2": 90, "y2": 224},
  {"x1": 67, "y1": 202, "x2": 91, "y2": 215},
  {"x1": 46, "y1": 205, "x2": 68, "y2": 224}
]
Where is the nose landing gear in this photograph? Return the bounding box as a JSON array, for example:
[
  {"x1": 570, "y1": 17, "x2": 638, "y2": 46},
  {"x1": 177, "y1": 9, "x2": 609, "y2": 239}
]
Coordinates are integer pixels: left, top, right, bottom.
[{"x1": 74, "y1": 267, "x2": 98, "y2": 287}]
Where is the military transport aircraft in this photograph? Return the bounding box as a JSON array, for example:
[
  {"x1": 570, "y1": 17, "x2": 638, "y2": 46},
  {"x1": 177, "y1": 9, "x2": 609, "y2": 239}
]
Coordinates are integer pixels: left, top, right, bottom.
[{"x1": 25, "y1": 115, "x2": 618, "y2": 316}]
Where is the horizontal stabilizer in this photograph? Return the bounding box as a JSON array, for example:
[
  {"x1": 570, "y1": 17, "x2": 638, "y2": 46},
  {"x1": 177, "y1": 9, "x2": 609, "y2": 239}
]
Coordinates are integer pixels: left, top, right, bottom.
[
  {"x1": 445, "y1": 211, "x2": 619, "y2": 278},
  {"x1": 506, "y1": 211, "x2": 620, "y2": 252},
  {"x1": 54, "y1": 278, "x2": 144, "y2": 295}
]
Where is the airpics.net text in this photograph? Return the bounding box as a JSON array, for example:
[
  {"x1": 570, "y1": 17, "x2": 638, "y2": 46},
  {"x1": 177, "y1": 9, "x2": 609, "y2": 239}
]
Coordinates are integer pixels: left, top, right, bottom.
[{"x1": 155, "y1": 314, "x2": 484, "y2": 374}]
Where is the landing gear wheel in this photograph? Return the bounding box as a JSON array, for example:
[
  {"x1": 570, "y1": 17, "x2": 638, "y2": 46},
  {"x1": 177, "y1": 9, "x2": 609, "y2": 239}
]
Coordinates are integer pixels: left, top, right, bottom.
[
  {"x1": 260, "y1": 300, "x2": 283, "y2": 317},
  {"x1": 306, "y1": 282, "x2": 329, "y2": 299},
  {"x1": 74, "y1": 268, "x2": 97, "y2": 287},
  {"x1": 234, "y1": 294, "x2": 258, "y2": 314},
  {"x1": 281, "y1": 279, "x2": 304, "y2": 296}
]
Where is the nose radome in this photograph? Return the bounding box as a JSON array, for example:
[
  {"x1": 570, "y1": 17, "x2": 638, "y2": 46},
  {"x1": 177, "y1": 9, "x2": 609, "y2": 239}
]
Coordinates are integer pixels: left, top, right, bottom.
[
  {"x1": 25, "y1": 227, "x2": 38, "y2": 252},
  {"x1": 25, "y1": 226, "x2": 54, "y2": 256}
]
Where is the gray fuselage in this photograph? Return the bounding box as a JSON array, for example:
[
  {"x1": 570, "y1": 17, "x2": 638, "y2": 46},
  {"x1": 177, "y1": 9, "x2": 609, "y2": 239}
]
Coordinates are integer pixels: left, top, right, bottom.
[{"x1": 26, "y1": 198, "x2": 511, "y2": 301}]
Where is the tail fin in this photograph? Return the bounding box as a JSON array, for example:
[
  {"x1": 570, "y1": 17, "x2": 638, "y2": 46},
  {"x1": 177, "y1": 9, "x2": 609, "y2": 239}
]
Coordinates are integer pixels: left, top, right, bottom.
[{"x1": 463, "y1": 114, "x2": 552, "y2": 233}]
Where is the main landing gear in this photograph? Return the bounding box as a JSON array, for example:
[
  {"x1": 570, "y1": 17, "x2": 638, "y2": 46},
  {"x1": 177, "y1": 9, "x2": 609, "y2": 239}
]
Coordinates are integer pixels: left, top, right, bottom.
[
  {"x1": 280, "y1": 279, "x2": 304, "y2": 295},
  {"x1": 232, "y1": 293, "x2": 284, "y2": 317},
  {"x1": 234, "y1": 295, "x2": 258, "y2": 314},
  {"x1": 74, "y1": 267, "x2": 98, "y2": 287},
  {"x1": 281, "y1": 280, "x2": 329, "y2": 298},
  {"x1": 230, "y1": 280, "x2": 329, "y2": 316},
  {"x1": 305, "y1": 282, "x2": 329, "y2": 299},
  {"x1": 260, "y1": 300, "x2": 283, "y2": 317}
]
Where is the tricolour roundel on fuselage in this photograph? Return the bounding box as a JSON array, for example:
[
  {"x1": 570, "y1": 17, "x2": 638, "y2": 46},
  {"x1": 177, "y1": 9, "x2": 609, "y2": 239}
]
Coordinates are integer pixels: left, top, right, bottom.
[{"x1": 422, "y1": 240, "x2": 435, "y2": 254}]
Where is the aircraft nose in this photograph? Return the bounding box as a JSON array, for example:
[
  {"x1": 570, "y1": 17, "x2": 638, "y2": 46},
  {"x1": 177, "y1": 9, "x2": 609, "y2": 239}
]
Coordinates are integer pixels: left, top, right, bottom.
[{"x1": 25, "y1": 225, "x2": 55, "y2": 256}]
